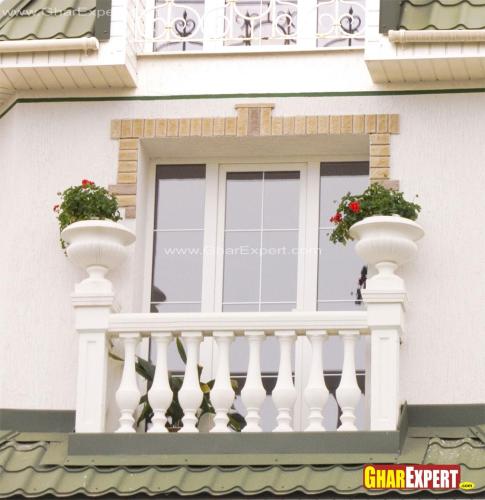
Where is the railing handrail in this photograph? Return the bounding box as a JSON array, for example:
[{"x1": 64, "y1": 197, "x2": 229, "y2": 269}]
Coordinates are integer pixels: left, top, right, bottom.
[{"x1": 108, "y1": 310, "x2": 369, "y2": 335}]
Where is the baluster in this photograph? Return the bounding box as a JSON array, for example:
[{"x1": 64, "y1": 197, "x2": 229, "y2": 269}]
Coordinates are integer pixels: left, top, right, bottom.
[
  {"x1": 272, "y1": 330, "x2": 297, "y2": 432},
  {"x1": 241, "y1": 331, "x2": 266, "y2": 432},
  {"x1": 115, "y1": 333, "x2": 141, "y2": 433},
  {"x1": 304, "y1": 330, "x2": 329, "y2": 432},
  {"x1": 178, "y1": 331, "x2": 203, "y2": 433},
  {"x1": 336, "y1": 330, "x2": 361, "y2": 431},
  {"x1": 211, "y1": 331, "x2": 235, "y2": 433},
  {"x1": 147, "y1": 332, "x2": 173, "y2": 433}
]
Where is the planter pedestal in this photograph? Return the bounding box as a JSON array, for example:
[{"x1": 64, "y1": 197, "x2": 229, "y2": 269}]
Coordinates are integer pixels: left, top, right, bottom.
[
  {"x1": 349, "y1": 215, "x2": 424, "y2": 431},
  {"x1": 349, "y1": 215, "x2": 424, "y2": 292},
  {"x1": 62, "y1": 219, "x2": 136, "y2": 433},
  {"x1": 61, "y1": 219, "x2": 135, "y2": 293}
]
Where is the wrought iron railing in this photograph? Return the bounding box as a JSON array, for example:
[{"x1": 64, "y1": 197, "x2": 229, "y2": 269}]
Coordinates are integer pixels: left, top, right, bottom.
[{"x1": 134, "y1": 0, "x2": 366, "y2": 53}]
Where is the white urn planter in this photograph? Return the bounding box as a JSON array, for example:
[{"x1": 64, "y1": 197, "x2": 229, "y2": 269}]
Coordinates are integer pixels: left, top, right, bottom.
[
  {"x1": 61, "y1": 220, "x2": 136, "y2": 293},
  {"x1": 349, "y1": 215, "x2": 424, "y2": 291}
]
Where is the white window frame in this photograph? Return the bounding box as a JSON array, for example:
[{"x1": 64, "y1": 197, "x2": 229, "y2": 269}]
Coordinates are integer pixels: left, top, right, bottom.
[{"x1": 213, "y1": 162, "x2": 314, "y2": 313}]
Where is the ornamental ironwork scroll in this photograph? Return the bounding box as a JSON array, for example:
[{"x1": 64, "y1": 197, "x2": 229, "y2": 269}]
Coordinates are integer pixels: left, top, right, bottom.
[{"x1": 135, "y1": 0, "x2": 365, "y2": 52}]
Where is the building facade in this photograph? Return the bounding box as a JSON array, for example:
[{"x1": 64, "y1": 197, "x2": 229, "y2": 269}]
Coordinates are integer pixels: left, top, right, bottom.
[{"x1": 1, "y1": 0, "x2": 485, "y2": 496}]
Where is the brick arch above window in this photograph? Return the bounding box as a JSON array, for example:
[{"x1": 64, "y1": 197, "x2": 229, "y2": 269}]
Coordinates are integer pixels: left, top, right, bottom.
[{"x1": 109, "y1": 105, "x2": 400, "y2": 219}]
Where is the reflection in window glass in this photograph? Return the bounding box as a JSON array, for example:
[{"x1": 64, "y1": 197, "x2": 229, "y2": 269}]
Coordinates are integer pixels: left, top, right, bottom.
[
  {"x1": 318, "y1": 162, "x2": 369, "y2": 311},
  {"x1": 151, "y1": 165, "x2": 206, "y2": 314},
  {"x1": 222, "y1": 171, "x2": 300, "y2": 312}
]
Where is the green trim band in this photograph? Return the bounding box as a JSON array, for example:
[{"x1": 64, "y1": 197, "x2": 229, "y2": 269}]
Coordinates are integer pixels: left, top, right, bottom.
[
  {"x1": 2, "y1": 86, "x2": 485, "y2": 120},
  {"x1": 66, "y1": 431, "x2": 401, "y2": 466},
  {"x1": 0, "y1": 409, "x2": 75, "y2": 433}
]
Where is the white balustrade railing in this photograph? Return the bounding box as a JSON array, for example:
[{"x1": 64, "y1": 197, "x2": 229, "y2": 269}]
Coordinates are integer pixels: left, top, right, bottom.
[
  {"x1": 106, "y1": 311, "x2": 368, "y2": 433},
  {"x1": 134, "y1": 0, "x2": 366, "y2": 54},
  {"x1": 69, "y1": 217, "x2": 423, "y2": 436}
]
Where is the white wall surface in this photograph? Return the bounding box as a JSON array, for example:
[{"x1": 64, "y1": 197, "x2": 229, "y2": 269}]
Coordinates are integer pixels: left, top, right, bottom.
[{"x1": 1, "y1": 93, "x2": 484, "y2": 411}]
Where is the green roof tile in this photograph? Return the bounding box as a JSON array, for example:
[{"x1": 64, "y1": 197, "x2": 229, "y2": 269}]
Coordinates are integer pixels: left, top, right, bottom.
[
  {"x1": 0, "y1": 430, "x2": 485, "y2": 497},
  {"x1": 400, "y1": 0, "x2": 485, "y2": 30},
  {"x1": 1, "y1": 406, "x2": 485, "y2": 496},
  {"x1": 0, "y1": 0, "x2": 108, "y2": 41}
]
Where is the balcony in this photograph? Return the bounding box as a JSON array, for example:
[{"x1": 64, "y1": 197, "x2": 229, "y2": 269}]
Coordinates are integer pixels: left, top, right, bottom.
[
  {"x1": 134, "y1": 0, "x2": 366, "y2": 54},
  {"x1": 68, "y1": 217, "x2": 417, "y2": 439}
]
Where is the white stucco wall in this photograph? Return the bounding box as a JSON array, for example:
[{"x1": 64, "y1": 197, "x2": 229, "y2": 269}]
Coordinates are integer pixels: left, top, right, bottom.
[{"x1": 1, "y1": 92, "x2": 484, "y2": 412}]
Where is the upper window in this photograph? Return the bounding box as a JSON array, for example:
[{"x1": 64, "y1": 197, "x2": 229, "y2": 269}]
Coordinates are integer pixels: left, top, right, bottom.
[{"x1": 151, "y1": 161, "x2": 368, "y2": 314}]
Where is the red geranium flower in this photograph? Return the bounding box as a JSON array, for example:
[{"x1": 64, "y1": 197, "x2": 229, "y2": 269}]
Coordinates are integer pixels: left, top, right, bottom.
[
  {"x1": 330, "y1": 212, "x2": 342, "y2": 224},
  {"x1": 82, "y1": 179, "x2": 95, "y2": 188},
  {"x1": 348, "y1": 201, "x2": 361, "y2": 213}
]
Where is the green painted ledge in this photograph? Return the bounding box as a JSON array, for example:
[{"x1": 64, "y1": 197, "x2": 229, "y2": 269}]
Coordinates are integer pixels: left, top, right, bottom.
[{"x1": 4, "y1": 87, "x2": 485, "y2": 120}]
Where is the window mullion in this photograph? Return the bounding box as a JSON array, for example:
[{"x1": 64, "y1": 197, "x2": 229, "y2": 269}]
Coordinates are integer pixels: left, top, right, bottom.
[
  {"x1": 201, "y1": 163, "x2": 220, "y2": 313},
  {"x1": 297, "y1": 162, "x2": 320, "y2": 311},
  {"x1": 199, "y1": 163, "x2": 220, "y2": 380}
]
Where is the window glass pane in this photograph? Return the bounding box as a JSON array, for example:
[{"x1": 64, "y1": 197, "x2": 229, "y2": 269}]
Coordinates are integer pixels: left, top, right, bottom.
[
  {"x1": 318, "y1": 163, "x2": 368, "y2": 310},
  {"x1": 223, "y1": 170, "x2": 300, "y2": 312},
  {"x1": 155, "y1": 165, "x2": 205, "y2": 230},
  {"x1": 225, "y1": 172, "x2": 263, "y2": 230},
  {"x1": 222, "y1": 231, "x2": 261, "y2": 305},
  {"x1": 152, "y1": 165, "x2": 205, "y2": 313},
  {"x1": 317, "y1": 232, "x2": 362, "y2": 305},
  {"x1": 261, "y1": 230, "x2": 298, "y2": 303},
  {"x1": 150, "y1": 302, "x2": 202, "y2": 313},
  {"x1": 152, "y1": 230, "x2": 204, "y2": 305},
  {"x1": 263, "y1": 171, "x2": 300, "y2": 229}
]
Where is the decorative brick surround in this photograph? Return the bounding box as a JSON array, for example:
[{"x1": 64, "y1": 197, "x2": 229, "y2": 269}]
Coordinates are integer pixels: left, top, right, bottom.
[{"x1": 110, "y1": 105, "x2": 399, "y2": 219}]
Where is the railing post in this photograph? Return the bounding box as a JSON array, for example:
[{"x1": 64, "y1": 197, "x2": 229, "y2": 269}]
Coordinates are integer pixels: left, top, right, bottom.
[
  {"x1": 63, "y1": 220, "x2": 136, "y2": 433},
  {"x1": 178, "y1": 331, "x2": 204, "y2": 433},
  {"x1": 297, "y1": 0, "x2": 318, "y2": 50},
  {"x1": 363, "y1": 286, "x2": 405, "y2": 431},
  {"x1": 351, "y1": 216, "x2": 424, "y2": 431},
  {"x1": 273, "y1": 330, "x2": 297, "y2": 432},
  {"x1": 71, "y1": 283, "x2": 114, "y2": 433},
  {"x1": 241, "y1": 331, "x2": 266, "y2": 433},
  {"x1": 211, "y1": 331, "x2": 235, "y2": 432}
]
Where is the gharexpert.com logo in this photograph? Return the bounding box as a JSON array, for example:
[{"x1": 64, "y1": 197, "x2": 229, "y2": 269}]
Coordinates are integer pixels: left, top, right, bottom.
[{"x1": 363, "y1": 465, "x2": 474, "y2": 491}]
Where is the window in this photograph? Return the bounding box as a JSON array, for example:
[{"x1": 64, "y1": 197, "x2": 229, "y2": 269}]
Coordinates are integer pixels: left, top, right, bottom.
[{"x1": 151, "y1": 161, "x2": 369, "y2": 313}]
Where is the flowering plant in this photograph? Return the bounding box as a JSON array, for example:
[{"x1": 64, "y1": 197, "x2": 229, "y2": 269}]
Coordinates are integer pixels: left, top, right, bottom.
[
  {"x1": 329, "y1": 183, "x2": 421, "y2": 245},
  {"x1": 54, "y1": 179, "x2": 121, "y2": 248}
]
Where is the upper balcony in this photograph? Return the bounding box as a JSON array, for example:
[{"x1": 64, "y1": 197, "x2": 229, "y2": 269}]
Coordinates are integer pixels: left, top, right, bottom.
[{"x1": 134, "y1": 0, "x2": 366, "y2": 54}]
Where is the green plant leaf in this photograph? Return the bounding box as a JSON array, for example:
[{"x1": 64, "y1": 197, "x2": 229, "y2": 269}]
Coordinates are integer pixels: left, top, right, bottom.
[
  {"x1": 176, "y1": 337, "x2": 187, "y2": 364},
  {"x1": 136, "y1": 356, "x2": 155, "y2": 382},
  {"x1": 200, "y1": 382, "x2": 211, "y2": 394},
  {"x1": 328, "y1": 182, "x2": 421, "y2": 245},
  {"x1": 228, "y1": 413, "x2": 246, "y2": 432}
]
